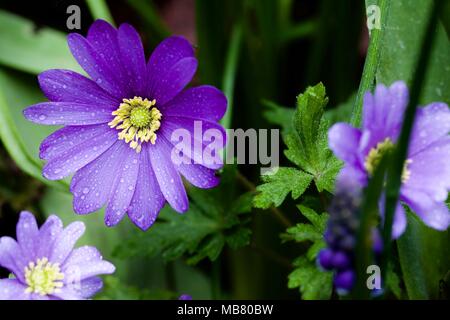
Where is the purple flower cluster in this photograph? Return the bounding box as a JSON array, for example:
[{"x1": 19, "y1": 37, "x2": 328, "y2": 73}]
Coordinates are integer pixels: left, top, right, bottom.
[
  {"x1": 318, "y1": 179, "x2": 382, "y2": 293},
  {"x1": 24, "y1": 20, "x2": 227, "y2": 230},
  {"x1": 0, "y1": 212, "x2": 114, "y2": 300},
  {"x1": 328, "y1": 81, "x2": 450, "y2": 237}
]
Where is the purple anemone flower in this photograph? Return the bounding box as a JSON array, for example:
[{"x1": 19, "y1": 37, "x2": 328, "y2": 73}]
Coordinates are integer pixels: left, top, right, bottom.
[
  {"x1": 0, "y1": 211, "x2": 115, "y2": 300},
  {"x1": 328, "y1": 81, "x2": 450, "y2": 237},
  {"x1": 23, "y1": 20, "x2": 227, "y2": 230}
]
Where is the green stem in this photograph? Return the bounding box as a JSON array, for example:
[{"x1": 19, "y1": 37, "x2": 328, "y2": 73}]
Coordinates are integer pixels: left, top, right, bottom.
[
  {"x1": 220, "y1": 22, "x2": 243, "y2": 130},
  {"x1": 85, "y1": 0, "x2": 114, "y2": 25},
  {"x1": 280, "y1": 20, "x2": 317, "y2": 44},
  {"x1": 126, "y1": 0, "x2": 170, "y2": 40},
  {"x1": 381, "y1": 0, "x2": 444, "y2": 284},
  {"x1": 350, "y1": 0, "x2": 389, "y2": 126}
]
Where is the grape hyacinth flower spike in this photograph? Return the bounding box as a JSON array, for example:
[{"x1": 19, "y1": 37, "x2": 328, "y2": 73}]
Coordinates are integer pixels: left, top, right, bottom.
[
  {"x1": 24, "y1": 20, "x2": 227, "y2": 230},
  {"x1": 328, "y1": 81, "x2": 450, "y2": 238},
  {"x1": 0, "y1": 211, "x2": 115, "y2": 300}
]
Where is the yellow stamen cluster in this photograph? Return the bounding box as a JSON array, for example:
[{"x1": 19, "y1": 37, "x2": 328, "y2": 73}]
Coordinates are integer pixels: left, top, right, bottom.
[
  {"x1": 24, "y1": 257, "x2": 64, "y2": 296},
  {"x1": 364, "y1": 138, "x2": 395, "y2": 176},
  {"x1": 364, "y1": 137, "x2": 413, "y2": 183},
  {"x1": 109, "y1": 96, "x2": 162, "y2": 153}
]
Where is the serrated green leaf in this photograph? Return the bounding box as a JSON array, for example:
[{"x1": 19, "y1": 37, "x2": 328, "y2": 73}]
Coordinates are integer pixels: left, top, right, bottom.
[
  {"x1": 262, "y1": 99, "x2": 295, "y2": 135},
  {"x1": 288, "y1": 256, "x2": 332, "y2": 300},
  {"x1": 297, "y1": 205, "x2": 328, "y2": 232},
  {"x1": 113, "y1": 165, "x2": 252, "y2": 264},
  {"x1": 253, "y1": 167, "x2": 313, "y2": 209},
  {"x1": 282, "y1": 223, "x2": 322, "y2": 243},
  {"x1": 306, "y1": 241, "x2": 326, "y2": 261}
]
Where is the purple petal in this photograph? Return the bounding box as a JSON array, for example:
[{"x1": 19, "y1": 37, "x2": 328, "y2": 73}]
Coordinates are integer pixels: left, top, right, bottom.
[
  {"x1": 363, "y1": 81, "x2": 408, "y2": 139},
  {"x1": 36, "y1": 215, "x2": 64, "y2": 259},
  {"x1": 117, "y1": 23, "x2": 147, "y2": 97},
  {"x1": 407, "y1": 137, "x2": 450, "y2": 202},
  {"x1": 16, "y1": 211, "x2": 39, "y2": 262},
  {"x1": 67, "y1": 33, "x2": 127, "y2": 98},
  {"x1": 150, "y1": 57, "x2": 197, "y2": 105},
  {"x1": 409, "y1": 103, "x2": 450, "y2": 156},
  {"x1": 42, "y1": 129, "x2": 117, "y2": 180},
  {"x1": 76, "y1": 277, "x2": 103, "y2": 299},
  {"x1": 379, "y1": 194, "x2": 407, "y2": 238},
  {"x1": 161, "y1": 116, "x2": 226, "y2": 169},
  {"x1": 148, "y1": 135, "x2": 189, "y2": 213},
  {"x1": 87, "y1": 20, "x2": 131, "y2": 96},
  {"x1": 0, "y1": 279, "x2": 30, "y2": 300},
  {"x1": 49, "y1": 221, "x2": 85, "y2": 264},
  {"x1": 160, "y1": 85, "x2": 227, "y2": 121},
  {"x1": 50, "y1": 287, "x2": 82, "y2": 300},
  {"x1": 0, "y1": 237, "x2": 27, "y2": 281},
  {"x1": 23, "y1": 102, "x2": 113, "y2": 126},
  {"x1": 38, "y1": 69, "x2": 117, "y2": 106},
  {"x1": 401, "y1": 188, "x2": 450, "y2": 231},
  {"x1": 62, "y1": 246, "x2": 102, "y2": 270},
  {"x1": 128, "y1": 145, "x2": 166, "y2": 230},
  {"x1": 39, "y1": 124, "x2": 112, "y2": 160},
  {"x1": 70, "y1": 141, "x2": 124, "y2": 215},
  {"x1": 104, "y1": 146, "x2": 140, "y2": 227},
  {"x1": 177, "y1": 162, "x2": 219, "y2": 189},
  {"x1": 147, "y1": 36, "x2": 194, "y2": 97},
  {"x1": 65, "y1": 260, "x2": 115, "y2": 282},
  {"x1": 328, "y1": 123, "x2": 362, "y2": 166}
]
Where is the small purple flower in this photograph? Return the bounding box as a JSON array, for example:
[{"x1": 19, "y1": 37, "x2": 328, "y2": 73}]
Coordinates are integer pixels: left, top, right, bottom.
[
  {"x1": 328, "y1": 81, "x2": 450, "y2": 237},
  {"x1": 23, "y1": 20, "x2": 227, "y2": 230},
  {"x1": 0, "y1": 211, "x2": 115, "y2": 300},
  {"x1": 178, "y1": 294, "x2": 192, "y2": 300}
]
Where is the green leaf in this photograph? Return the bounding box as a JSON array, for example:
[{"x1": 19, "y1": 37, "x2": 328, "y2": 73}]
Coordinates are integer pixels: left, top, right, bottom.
[
  {"x1": 96, "y1": 276, "x2": 176, "y2": 300},
  {"x1": 0, "y1": 10, "x2": 81, "y2": 74},
  {"x1": 0, "y1": 67, "x2": 68, "y2": 189},
  {"x1": 397, "y1": 210, "x2": 450, "y2": 299},
  {"x1": 281, "y1": 206, "x2": 328, "y2": 259},
  {"x1": 253, "y1": 167, "x2": 313, "y2": 209},
  {"x1": 262, "y1": 100, "x2": 295, "y2": 135},
  {"x1": 288, "y1": 256, "x2": 332, "y2": 300},
  {"x1": 113, "y1": 165, "x2": 253, "y2": 264}
]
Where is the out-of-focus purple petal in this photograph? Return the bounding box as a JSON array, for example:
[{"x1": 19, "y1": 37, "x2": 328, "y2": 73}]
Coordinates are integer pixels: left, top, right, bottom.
[
  {"x1": 50, "y1": 221, "x2": 85, "y2": 264},
  {"x1": 407, "y1": 137, "x2": 450, "y2": 202},
  {"x1": 148, "y1": 135, "x2": 188, "y2": 213},
  {"x1": 50, "y1": 287, "x2": 82, "y2": 300},
  {"x1": 23, "y1": 102, "x2": 113, "y2": 126},
  {"x1": 401, "y1": 188, "x2": 450, "y2": 231},
  {"x1": 36, "y1": 215, "x2": 63, "y2": 259},
  {"x1": 160, "y1": 85, "x2": 227, "y2": 121},
  {"x1": 38, "y1": 69, "x2": 117, "y2": 106},
  {"x1": 128, "y1": 146, "x2": 166, "y2": 230},
  {"x1": 161, "y1": 116, "x2": 226, "y2": 170},
  {"x1": 362, "y1": 81, "x2": 408, "y2": 139},
  {"x1": 104, "y1": 146, "x2": 140, "y2": 227},
  {"x1": 86, "y1": 20, "x2": 131, "y2": 96},
  {"x1": 0, "y1": 279, "x2": 30, "y2": 300},
  {"x1": 117, "y1": 23, "x2": 147, "y2": 97},
  {"x1": 71, "y1": 141, "x2": 124, "y2": 214},
  {"x1": 328, "y1": 123, "x2": 362, "y2": 166},
  {"x1": 409, "y1": 103, "x2": 450, "y2": 156},
  {"x1": 16, "y1": 212, "x2": 39, "y2": 262},
  {"x1": 42, "y1": 129, "x2": 117, "y2": 180},
  {"x1": 0, "y1": 237, "x2": 27, "y2": 282},
  {"x1": 67, "y1": 33, "x2": 128, "y2": 98},
  {"x1": 379, "y1": 193, "x2": 407, "y2": 238},
  {"x1": 39, "y1": 125, "x2": 112, "y2": 160}
]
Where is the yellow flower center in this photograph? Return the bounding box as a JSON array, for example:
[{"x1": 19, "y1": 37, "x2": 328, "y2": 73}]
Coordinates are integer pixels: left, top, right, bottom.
[
  {"x1": 364, "y1": 137, "x2": 412, "y2": 183},
  {"x1": 109, "y1": 96, "x2": 162, "y2": 153},
  {"x1": 24, "y1": 257, "x2": 64, "y2": 296}
]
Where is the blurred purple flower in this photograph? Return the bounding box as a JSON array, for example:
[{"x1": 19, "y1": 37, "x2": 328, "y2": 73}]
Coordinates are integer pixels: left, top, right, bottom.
[
  {"x1": 24, "y1": 20, "x2": 227, "y2": 230},
  {"x1": 178, "y1": 294, "x2": 192, "y2": 300},
  {"x1": 0, "y1": 211, "x2": 114, "y2": 300},
  {"x1": 328, "y1": 81, "x2": 450, "y2": 237}
]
